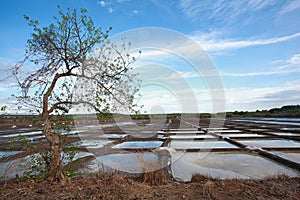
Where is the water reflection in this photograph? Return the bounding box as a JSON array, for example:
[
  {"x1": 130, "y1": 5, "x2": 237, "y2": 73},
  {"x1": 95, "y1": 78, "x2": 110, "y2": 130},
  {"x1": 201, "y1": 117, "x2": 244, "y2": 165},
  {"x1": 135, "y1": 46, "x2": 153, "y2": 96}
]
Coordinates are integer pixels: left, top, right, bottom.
[{"x1": 171, "y1": 152, "x2": 299, "y2": 181}]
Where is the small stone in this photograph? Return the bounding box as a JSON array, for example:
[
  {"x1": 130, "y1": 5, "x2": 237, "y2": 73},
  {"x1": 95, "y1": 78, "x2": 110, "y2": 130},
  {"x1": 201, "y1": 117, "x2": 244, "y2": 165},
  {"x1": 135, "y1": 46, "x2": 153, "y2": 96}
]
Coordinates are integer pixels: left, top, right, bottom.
[
  {"x1": 36, "y1": 188, "x2": 43, "y2": 194},
  {"x1": 154, "y1": 192, "x2": 162, "y2": 197},
  {"x1": 182, "y1": 195, "x2": 186, "y2": 199}
]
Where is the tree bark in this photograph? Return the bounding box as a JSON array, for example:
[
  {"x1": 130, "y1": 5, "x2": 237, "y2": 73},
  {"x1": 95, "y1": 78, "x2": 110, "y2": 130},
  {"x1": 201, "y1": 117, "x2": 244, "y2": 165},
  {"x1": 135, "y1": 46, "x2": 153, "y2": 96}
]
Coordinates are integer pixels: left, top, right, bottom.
[
  {"x1": 41, "y1": 72, "x2": 66, "y2": 182},
  {"x1": 43, "y1": 116, "x2": 66, "y2": 182}
]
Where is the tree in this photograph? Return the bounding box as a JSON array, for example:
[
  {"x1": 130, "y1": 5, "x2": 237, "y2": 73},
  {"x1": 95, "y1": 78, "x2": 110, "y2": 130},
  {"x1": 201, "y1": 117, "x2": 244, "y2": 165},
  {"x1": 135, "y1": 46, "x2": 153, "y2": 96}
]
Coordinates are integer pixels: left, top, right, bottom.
[{"x1": 13, "y1": 6, "x2": 140, "y2": 182}]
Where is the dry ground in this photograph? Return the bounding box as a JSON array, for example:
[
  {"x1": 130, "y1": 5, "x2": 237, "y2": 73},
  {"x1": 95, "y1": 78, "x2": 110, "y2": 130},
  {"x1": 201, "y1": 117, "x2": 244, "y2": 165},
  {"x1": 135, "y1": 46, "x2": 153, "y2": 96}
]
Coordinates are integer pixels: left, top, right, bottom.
[{"x1": 1, "y1": 174, "x2": 300, "y2": 200}]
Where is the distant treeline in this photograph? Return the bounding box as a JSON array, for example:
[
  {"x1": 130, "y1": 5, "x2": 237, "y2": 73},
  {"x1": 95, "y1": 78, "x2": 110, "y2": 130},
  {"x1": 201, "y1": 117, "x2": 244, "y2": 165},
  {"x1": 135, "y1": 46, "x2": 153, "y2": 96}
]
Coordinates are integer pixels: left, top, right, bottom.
[
  {"x1": 1, "y1": 105, "x2": 300, "y2": 120},
  {"x1": 225, "y1": 105, "x2": 300, "y2": 118}
]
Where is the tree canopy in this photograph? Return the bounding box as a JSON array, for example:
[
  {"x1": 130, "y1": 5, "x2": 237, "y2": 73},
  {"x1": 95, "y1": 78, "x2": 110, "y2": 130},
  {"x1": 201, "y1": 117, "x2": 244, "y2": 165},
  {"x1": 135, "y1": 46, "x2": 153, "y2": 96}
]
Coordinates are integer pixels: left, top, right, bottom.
[{"x1": 14, "y1": 6, "x2": 139, "y2": 115}]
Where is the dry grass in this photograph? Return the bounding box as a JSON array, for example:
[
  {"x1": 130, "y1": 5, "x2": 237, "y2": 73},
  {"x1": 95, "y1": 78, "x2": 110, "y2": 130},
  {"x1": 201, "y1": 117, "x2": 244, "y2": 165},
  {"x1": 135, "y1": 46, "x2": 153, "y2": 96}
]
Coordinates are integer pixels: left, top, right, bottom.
[
  {"x1": 191, "y1": 173, "x2": 216, "y2": 182},
  {"x1": 263, "y1": 173, "x2": 291, "y2": 181},
  {"x1": 137, "y1": 154, "x2": 170, "y2": 185}
]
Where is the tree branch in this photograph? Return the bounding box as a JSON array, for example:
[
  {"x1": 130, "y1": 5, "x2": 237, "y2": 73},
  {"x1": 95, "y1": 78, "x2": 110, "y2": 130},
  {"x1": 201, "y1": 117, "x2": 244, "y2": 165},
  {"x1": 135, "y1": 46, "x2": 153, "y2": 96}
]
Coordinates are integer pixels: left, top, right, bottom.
[{"x1": 48, "y1": 100, "x2": 105, "y2": 115}]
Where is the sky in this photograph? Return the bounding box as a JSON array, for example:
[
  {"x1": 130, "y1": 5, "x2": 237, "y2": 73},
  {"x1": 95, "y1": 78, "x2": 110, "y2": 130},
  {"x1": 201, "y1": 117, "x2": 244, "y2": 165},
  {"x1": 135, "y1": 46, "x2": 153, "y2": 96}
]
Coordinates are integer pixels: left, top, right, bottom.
[{"x1": 0, "y1": 0, "x2": 300, "y2": 114}]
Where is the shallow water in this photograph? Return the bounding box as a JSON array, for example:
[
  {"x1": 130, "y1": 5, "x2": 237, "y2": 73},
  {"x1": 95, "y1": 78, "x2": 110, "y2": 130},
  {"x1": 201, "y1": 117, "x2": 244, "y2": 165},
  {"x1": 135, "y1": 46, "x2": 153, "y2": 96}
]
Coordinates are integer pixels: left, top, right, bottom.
[
  {"x1": 0, "y1": 131, "x2": 42, "y2": 138},
  {"x1": 219, "y1": 133, "x2": 267, "y2": 138},
  {"x1": 113, "y1": 141, "x2": 163, "y2": 149},
  {"x1": 266, "y1": 132, "x2": 300, "y2": 137},
  {"x1": 157, "y1": 130, "x2": 205, "y2": 134},
  {"x1": 0, "y1": 129, "x2": 85, "y2": 138},
  {"x1": 248, "y1": 129, "x2": 269, "y2": 132},
  {"x1": 0, "y1": 158, "x2": 24, "y2": 179},
  {"x1": 62, "y1": 152, "x2": 94, "y2": 165},
  {"x1": 170, "y1": 135, "x2": 216, "y2": 139},
  {"x1": 99, "y1": 134, "x2": 128, "y2": 138},
  {"x1": 169, "y1": 141, "x2": 238, "y2": 149},
  {"x1": 162, "y1": 128, "x2": 201, "y2": 131},
  {"x1": 238, "y1": 139, "x2": 300, "y2": 148},
  {"x1": 80, "y1": 153, "x2": 159, "y2": 174},
  {"x1": 0, "y1": 151, "x2": 94, "y2": 179},
  {"x1": 205, "y1": 128, "x2": 228, "y2": 130},
  {"x1": 79, "y1": 133, "x2": 128, "y2": 139},
  {"x1": 260, "y1": 118, "x2": 300, "y2": 122},
  {"x1": 208, "y1": 130, "x2": 242, "y2": 133},
  {"x1": 280, "y1": 127, "x2": 300, "y2": 131},
  {"x1": 0, "y1": 151, "x2": 23, "y2": 159},
  {"x1": 270, "y1": 151, "x2": 300, "y2": 164},
  {"x1": 80, "y1": 140, "x2": 113, "y2": 149},
  {"x1": 234, "y1": 119, "x2": 300, "y2": 126},
  {"x1": 171, "y1": 152, "x2": 299, "y2": 181}
]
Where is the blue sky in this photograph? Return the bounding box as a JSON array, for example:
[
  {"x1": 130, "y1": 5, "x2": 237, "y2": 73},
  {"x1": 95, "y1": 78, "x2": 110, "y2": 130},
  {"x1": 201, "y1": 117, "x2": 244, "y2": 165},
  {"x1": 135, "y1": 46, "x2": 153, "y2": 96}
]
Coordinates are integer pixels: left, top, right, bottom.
[{"x1": 0, "y1": 0, "x2": 300, "y2": 114}]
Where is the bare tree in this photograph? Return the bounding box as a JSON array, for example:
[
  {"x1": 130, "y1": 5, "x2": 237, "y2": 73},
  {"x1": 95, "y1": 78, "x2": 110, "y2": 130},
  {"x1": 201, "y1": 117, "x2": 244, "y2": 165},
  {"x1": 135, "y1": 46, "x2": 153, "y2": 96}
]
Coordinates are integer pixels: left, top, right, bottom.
[{"x1": 13, "y1": 6, "x2": 140, "y2": 182}]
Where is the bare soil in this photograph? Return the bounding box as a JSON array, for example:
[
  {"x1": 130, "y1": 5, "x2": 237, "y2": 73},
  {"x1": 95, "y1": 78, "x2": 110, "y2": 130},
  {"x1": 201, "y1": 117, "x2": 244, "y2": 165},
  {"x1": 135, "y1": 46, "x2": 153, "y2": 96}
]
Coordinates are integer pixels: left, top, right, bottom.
[{"x1": 0, "y1": 174, "x2": 300, "y2": 200}]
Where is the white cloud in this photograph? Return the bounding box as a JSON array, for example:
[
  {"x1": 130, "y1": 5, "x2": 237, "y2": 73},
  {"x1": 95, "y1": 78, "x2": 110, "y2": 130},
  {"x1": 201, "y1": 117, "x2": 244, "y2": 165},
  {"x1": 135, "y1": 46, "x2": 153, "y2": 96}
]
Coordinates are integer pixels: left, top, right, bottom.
[
  {"x1": 276, "y1": 53, "x2": 300, "y2": 70},
  {"x1": 150, "y1": 0, "x2": 173, "y2": 15},
  {"x1": 132, "y1": 10, "x2": 139, "y2": 15},
  {"x1": 191, "y1": 32, "x2": 300, "y2": 51},
  {"x1": 108, "y1": 7, "x2": 114, "y2": 13},
  {"x1": 222, "y1": 53, "x2": 300, "y2": 77},
  {"x1": 168, "y1": 71, "x2": 199, "y2": 80},
  {"x1": 97, "y1": 1, "x2": 106, "y2": 7},
  {"x1": 117, "y1": 0, "x2": 130, "y2": 3},
  {"x1": 225, "y1": 83, "x2": 300, "y2": 111},
  {"x1": 178, "y1": 0, "x2": 277, "y2": 22},
  {"x1": 222, "y1": 71, "x2": 280, "y2": 77},
  {"x1": 280, "y1": 0, "x2": 300, "y2": 14},
  {"x1": 287, "y1": 53, "x2": 300, "y2": 65},
  {"x1": 97, "y1": 1, "x2": 114, "y2": 14}
]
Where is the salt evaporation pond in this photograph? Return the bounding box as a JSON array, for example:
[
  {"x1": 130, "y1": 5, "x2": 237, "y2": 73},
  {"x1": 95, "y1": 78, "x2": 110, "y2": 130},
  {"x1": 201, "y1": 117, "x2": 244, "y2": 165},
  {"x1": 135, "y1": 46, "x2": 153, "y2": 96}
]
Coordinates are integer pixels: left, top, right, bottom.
[
  {"x1": 169, "y1": 141, "x2": 238, "y2": 149},
  {"x1": 205, "y1": 128, "x2": 228, "y2": 130},
  {"x1": 0, "y1": 159, "x2": 23, "y2": 179},
  {"x1": 0, "y1": 129, "x2": 86, "y2": 139},
  {"x1": 234, "y1": 119, "x2": 300, "y2": 126},
  {"x1": 208, "y1": 130, "x2": 242, "y2": 133},
  {"x1": 266, "y1": 132, "x2": 300, "y2": 137},
  {"x1": 281, "y1": 127, "x2": 300, "y2": 131},
  {"x1": 170, "y1": 135, "x2": 216, "y2": 139},
  {"x1": 158, "y1": 130, "x2": 205, "y2": 134},
  {"x1": 171, "y1": 152, "x2": 300, "y2": 181},
  {"x1": 0, "y1": 131, "x2": 42, "y2": 138},
  {"x1": 260, "y1": 118, "x2": 300, "y2": 122},
  {"x1": 248, "y1": 129, "x2": 269, "y2": 132},
  {"x1": 0, "y1": 152, "x2": 94, "y2": 179},
  {"x1": 80, "y1": 153, "x2": 159, "y2": 174},
  {"x1": 162, "y1": 128, "x2": 202, "y2": 131},
  {"x1": 113, "y1": 141, "x2": 163, "y2": 149},
  {"x1": 80, "y1": 133, "x2": 128, "y2": 139},
  {"x1": 0, "y1": 151, "x2": 23, "y2": 159},
  {"x1": 100, "y1": 134, "x2": 128, "y2": 138},
  {"x1": 80, "y1": 140, "x2": 113, "y2": 148},
  {"x1": 238, "y1": 139, "x2": 300, "y2": 148},
  {"x1": 270, "y1": 151, "x2": 300, "y2": 164},
  {"x1": 219, "y1": 133, "x2": 267, "y2": 138}
]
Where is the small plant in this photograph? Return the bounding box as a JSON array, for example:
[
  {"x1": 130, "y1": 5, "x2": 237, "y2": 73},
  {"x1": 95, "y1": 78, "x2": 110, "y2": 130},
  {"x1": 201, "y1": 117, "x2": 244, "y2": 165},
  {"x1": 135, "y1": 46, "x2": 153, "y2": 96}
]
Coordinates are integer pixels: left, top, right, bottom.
[
  {"x1": 63, "y1": 143, "x2": 80, "y2": 178},
  {"x1": 21, "y1": 150, "x2": 50, "y2": 181},
  {"x1": 8, "y1": 135, "x2": 32, "y2": 150},
  {"x1": 7, "y1": 132, "x2": 81, "y2": 181},
  {"x1": 63, "y1": 143, "x2": 79, "y2": 164}
]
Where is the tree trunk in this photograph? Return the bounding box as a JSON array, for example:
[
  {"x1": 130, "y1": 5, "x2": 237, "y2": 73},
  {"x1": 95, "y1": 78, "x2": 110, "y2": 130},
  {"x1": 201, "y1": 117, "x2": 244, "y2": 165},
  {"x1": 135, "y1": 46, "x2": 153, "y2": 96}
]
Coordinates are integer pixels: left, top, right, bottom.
[{"x1": 44, "y1": 118, "x2": 66, "y2": 182}]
